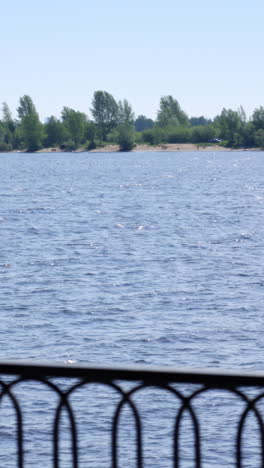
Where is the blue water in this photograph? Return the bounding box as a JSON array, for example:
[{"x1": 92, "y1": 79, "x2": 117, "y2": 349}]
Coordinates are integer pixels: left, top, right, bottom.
[{"x1": 1, "y1": 150, "x2": 264, "y2": 466}]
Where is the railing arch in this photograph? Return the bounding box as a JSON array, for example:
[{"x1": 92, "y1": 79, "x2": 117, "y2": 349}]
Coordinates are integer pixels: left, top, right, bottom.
[{"x1": 0, "y1": 361, "x2": 263, "y2": 466}]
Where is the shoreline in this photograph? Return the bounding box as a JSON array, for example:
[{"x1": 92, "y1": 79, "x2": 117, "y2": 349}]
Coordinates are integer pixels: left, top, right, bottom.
[
  {"x1": 35, "y1": 143, "x2": 260, "y2": 153},
  {"x1": 7, "y1": 143, "x2": 262, "y2": 154}
]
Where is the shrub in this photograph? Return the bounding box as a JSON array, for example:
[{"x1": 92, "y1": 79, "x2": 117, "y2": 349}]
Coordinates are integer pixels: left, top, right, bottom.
[
  {"x1": 61, "y1": 140, "x2": 75, "y2": 151},
  {"x1": 117, "y1": 125, "x2": 135, "y2": 151},
  {"x1": 86, "y1": 140, "x2": 97, "y2": 150},
  {"x1": 254, "y1": 129, "x2": 264, "y2": 149},
  {"x1": 167, "y1": 127, "x2": 191, "y2": 143},
  {"x1": 0, "y1": 142, "x2": 12, "y2": 152},
  {"x1": 141, "y1": 129, "x2": 155, "y2": 144}
]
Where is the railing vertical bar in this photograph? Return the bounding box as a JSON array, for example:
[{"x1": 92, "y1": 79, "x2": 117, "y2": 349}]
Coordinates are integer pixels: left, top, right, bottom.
[
  {"x1": 16, "y1": 403, "x2": 24, "y2": 468},
  {"x1": 0, "y1": 385, "x2": 24, "y2": 468},
  {"x1": 53, "y1": 395, "x2": 79, "y2": 468},
  {"x1": 112, "y1": 392, "x2": 143, "y2": 468}
]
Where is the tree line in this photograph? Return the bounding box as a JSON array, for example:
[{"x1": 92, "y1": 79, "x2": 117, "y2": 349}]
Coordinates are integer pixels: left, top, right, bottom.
[{"x1": 1, "y1": 92, "x2": 264, "y2": 152}]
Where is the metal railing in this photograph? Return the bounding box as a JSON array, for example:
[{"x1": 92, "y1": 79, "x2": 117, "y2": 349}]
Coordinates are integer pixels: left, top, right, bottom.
[{"x1": 0, "y1": 360, "x2": 264, "y2": 467}]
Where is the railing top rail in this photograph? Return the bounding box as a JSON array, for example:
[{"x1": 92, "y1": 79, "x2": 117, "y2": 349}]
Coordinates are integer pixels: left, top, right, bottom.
[{"x1": 0, "y1": 360, "x2": 263, "y2": 387}]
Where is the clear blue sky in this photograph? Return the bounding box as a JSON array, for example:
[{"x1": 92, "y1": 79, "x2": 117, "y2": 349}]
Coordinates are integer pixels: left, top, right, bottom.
[{"x1": 1, "y1": 0, "x2": 263, "y2": 121}]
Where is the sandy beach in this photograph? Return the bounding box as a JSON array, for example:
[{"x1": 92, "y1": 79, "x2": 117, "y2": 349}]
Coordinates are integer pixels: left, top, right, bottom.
[
  {"x1": 88, "y1": 143, "x2": 232, "y2": 152},
  {"x1": 37, "y1": 143, "x2": 238, "y2": 153}
]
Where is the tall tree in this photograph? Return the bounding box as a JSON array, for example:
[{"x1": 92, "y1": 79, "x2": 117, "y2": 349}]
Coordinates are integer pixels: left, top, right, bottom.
[
  {"x1": 117, "y1": 99, "x2": 134, "y2": 126},
  {"x1": 17, "y1": 95, "x2": 43, "y2": 151},
  {"x1": 156, "y1": 96, "x2": 188, "y2": 127},
  {"x1": 90, "y1": 91, "x2": 118, "y2": 140},
  {"x1": 214, "y1": 107, "x2": 247, "y2": 146},
  {"x1": 252, "y1": 106, "x2": 264, "y2": 130},
  {"x1": 44, "y1": 116, "x2": 65, "y2": 147},
  {"x1": 189, "y1": 116, "x2": 212, "y2": 127},
  {"x1": 19, "y1": 114, "x2": 43, "y2": 152},
  {"x1": 0, "y1": 122, "x2": 11, "y2": 151},
  {"x1": 254, "y1": 129, "x2": 264, "y2": 148},
  {"x1": 1, "y1": 102, "x2": 15, "y2": 147},
  {"x1": 61, "y1": 107, "x2": 87, "y2": 148},
  {"x1": 17, "y1": 95, "x2": 37, "y2": 119},
  {"x1": 2, "y1": 102, "x2": 13, "y2": 125}
]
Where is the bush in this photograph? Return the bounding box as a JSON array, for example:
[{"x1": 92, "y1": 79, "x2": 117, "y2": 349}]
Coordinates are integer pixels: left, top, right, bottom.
[
  {"x1": 167, "y1": 126, "x2": 191, "y2": 143},
  {"x1": 106, "y1": 129, "x2": 119, "y2": 143},
  {"x1": 141, "y1": 129, "x2": 155, "y2": 144},
  {"x1": 153, "y1": 128, "x2": 166, "y2": 144},
  {"x1": 141, "y1": 128, "x2": 166, "y2": 145},
  {"x1": 218, "y1": 140, "x2": 229, "y2": 147},
  {"x1": 134, "y1": 131, "x2": 143, "y2": 144},
  {"x1": 117, "y1": 125, "x2": 135, "y2": 151},
  {"x1": 190, "y1": 125, "x2": 215, "y2": 143},
  {"x1": 254, "y1": 129, "x2": 264, "y2": 149},
  {"x1": 94, "y1": 140, "x2": 106, "y2": 148},
  {"x1": 61, "y1": 140, "x2": 75, "y2": 151},
  {"x1": 0, "y1": 142, "x2": 12, "y2": 152},
  {"x1": 86, "y1": 140, "x2": 97, "y2": 150}
]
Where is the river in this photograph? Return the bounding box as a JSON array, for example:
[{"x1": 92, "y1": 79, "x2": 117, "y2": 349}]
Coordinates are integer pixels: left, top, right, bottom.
[{"x1": 1, "y1": 150, "x2": 264, "y2": 466}]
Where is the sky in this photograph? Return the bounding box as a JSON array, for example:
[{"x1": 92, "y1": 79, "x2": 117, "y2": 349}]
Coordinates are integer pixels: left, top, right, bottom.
[{"x1": 1, "y1": 0, "x2": 264, "y2": 122}]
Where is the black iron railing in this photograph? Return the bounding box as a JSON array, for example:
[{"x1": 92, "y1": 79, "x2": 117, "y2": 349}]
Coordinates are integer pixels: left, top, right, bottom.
[{"x1": 0, "y1": 361, "x2": 264, "y2": 467}]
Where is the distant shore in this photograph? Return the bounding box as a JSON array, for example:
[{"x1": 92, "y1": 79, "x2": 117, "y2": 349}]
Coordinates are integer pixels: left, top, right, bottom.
[{"x1": 35, "y1": 143, "x2": 260, "y2": 154}]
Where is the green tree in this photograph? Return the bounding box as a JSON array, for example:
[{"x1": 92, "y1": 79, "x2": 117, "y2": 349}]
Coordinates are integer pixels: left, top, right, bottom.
[
  {"x1": 19, "y1": 113, "x2": 43, "y2": 152},
  {"x1": 134, "y1": 115, "x2": 154, "y2": 131},
  {"x1": 61, "y1": 107, "x2": 87, "y2": 149},
  {"x1": 85, "y1": 121, "x2": 97, "y2": 149},
  {"x1": 2, "y1": 102, "x2": 15, "y2": 129},
  {"x1": 1, "y1": 102, "x2": 16, "y2": 148},
  {"x1": 252, "y1": 106, "x2": 264, "y2": 130},
  {"x1": 0, "y1": 122, "x2": 12, "y2": 151},
  {"x1": 254, "y1": 129, "x2": 264, "y2": 148},
  {"x1": 215, "y1": 107, "x2": 246, "y2": 147},
  {"x1": 17, "y1": 95, "x2": 43, "y2": 151},
  {"x1": 156, "y1": 96, "x2": 188, "y2": 127},
  {"x1": 117, "y1": 99, "x2": 135, "y2": 126},
  {"x1": 242, "y1": 122, "x2": 255, "y2": 148},
  {"x1": 189, "y1": 116, "x2": 212, "y2": 126},
  {"x1": 91, "y1": 91, "x2": 118, "y2": 140},
  {"x1": 44, "y1": 116, "x2": 65, "y2": 147},
  {"x1": 17, "y1": 95, "x2": 37, "y2": 119}
]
